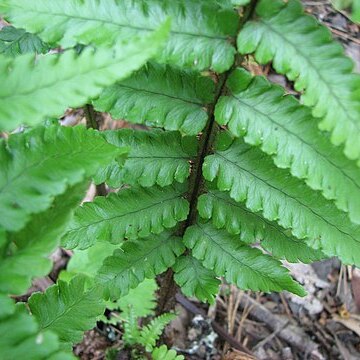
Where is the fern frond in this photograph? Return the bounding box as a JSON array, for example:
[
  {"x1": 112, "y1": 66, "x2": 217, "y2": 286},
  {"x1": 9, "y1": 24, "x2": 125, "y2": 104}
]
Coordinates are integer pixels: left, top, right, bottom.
[
  {"x1": 216, "y1": 69, "x2": 360, "y2": 223},
  {"x1": 203, "y1": 138, "x2": 360, "y2": 266},
  {"x1": 0, "y1": 24, "x2": 168, "y2": 131},
  {"x1": 117, "y1": 279, "x2": 158, "y2": 318},
  {"x1": 94, "y1": 63, "x2": 214, "y2": 135},
  {"x1": 122, "y1": 306, "x2": 141, "y2": 346},
  {"x1": 0, "y1": 25, "x2": 48, "y2": 57},
  {"x1": 0, "y1": 303, "x2": 75, "y2": 360},
  {"x1": 198, "y1": 189, "x2": 325, "y2": 263},
  {"x1": 0, "y1": 183, "x2": 86, "y2": 296},
  {"x1": 0, "y1": 0, "x2": 238, "y2": 72},
  {"x1": 98, "y1": 232, "x2": 185, "y2": 300},
  {"x1": 62, "y1": 184, "x2": 189, "y2": 250},
  {"x1": 237, "y1": 0, "x2": 360, "y2": 161},
  {"x1": 0, "y1": 125, "x2": 125, "y2": 231},
  {"x1": 173, "y1": 255, "x2": 220, "y2": 303},
  {"x1": 184, "y1": 222, "x2": 305, "y2": 296},
  {"x1": 152, "y1": 345, "x2": 184, "y2": 360},
  {"x1": 28, "y1": 276, "x2": 105, "y2": 349},
  {"x1": 95, "y1": 129, "x2": 196, "y2": 188},
  {"x1": 139, "y1": 313, "x2": 176, "y2": 351}
]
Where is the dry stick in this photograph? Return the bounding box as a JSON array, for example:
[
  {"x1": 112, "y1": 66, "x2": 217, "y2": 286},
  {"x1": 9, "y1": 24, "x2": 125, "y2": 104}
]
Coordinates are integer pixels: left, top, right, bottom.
[
  {"x1": 175, "y1": 293, "x2": 254, "y2": 356},
  {"x1": 252, "y1": 320, "x2": 290, "y2": 351},
  {"x1": 238, "y1": 294, "x2": 326, "y2": 360}
]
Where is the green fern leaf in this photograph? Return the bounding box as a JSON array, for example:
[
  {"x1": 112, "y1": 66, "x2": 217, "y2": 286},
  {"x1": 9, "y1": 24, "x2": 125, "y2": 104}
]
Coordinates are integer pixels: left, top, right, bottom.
[
  {"x1": 237, "y1": 0, "x2": 360, "y2": 161},
  {"x1": 117, "y1": 279, "x2": 158, "y2": 318},
  {"x1": 0, "y1": 183, "x2": 86, "y2": 296},
  {"x1": 139, "y1": 313, "x2": 176, "y2": 351},
  {"x1": 0, "y1": 25, "x2": 49, "y2": 56},
  {"x1": 232, "y1": 0, "x2": 251, "y2": 5},
  {"x1": 122, "y1": 306, "x2": 141, "y2": 346},
  {"x1": 184, "y1": 222, "x2": 305, "y2": 296},
  {"x1": 0, "y1": 24, "x2": 168, "y2": 131},
  {"x1": 98, "y1": 232, "x2": 185, "y2": 300},
  {"x1": 215, "y1": 68, "x2": 360, "y2": 224},
  {"x1": 0, "y1": 226, "x2": 7, "y2": 256},
  {"x1": 62, "y1": 184, "x2": 189, "y2": 250},
  {"x1": 0, "y1": 0, "x2": 238, "y2": 72},
  {"x1": 28, "y1": 276, "x2": 105, "y2": 349},
  {"x1": 0, "y1": 125, "x2": 126, "y2": 231},
  {"x1": 61, "y1": 242, "x2": 119, "y2": 282},
  {"x1": 198, "y1": 189, "x2": 325, "y2": 263},
  {"x1": 203, "y1": 138, "x2": 360, "y2": 266},
  {"x1": 152, "y1": 345, "x2": 184, "y2": 360},
  {"x1": 173, "y1": 255, "x2": 220, "y2": 303},
  {"x1": 95, "y1": 129, "x2": 197, "y2": 188},
  {"x1": 353, "y1": 0, "x2": 360, "y2": 21},
  {"x1": 94, "y1": 63, "x2": 214, "y2": 135},
  {"x1": 0, "y1": 294, "x2": 14, "y2": 320},
  {"x1": 0, "y1": 303, "x2": 75, "y2": 360}
]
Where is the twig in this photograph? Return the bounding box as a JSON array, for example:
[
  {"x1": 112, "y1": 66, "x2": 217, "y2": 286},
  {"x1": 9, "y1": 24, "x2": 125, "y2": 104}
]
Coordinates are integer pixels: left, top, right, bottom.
[
  {"x1": 279, "y1": 293, "x2": 293, "y2": 318},
  {"x1": 237, "y1": 293, "x2": 325, "y2": 359},
  {"x1": 322, "y1": 22, "x2": 360, "y2": 45},
  {"x1": 253, "y1": 320, "x2": 290, "y2": 351},
  {"x1": 175, "y1": 293, "x2": 253, "y2": 356}
]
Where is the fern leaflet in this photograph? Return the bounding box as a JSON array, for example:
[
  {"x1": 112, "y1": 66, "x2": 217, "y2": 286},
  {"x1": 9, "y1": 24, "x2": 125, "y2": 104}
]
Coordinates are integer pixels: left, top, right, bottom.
[
  {"x1": 62, "y1": 184, "x2": 189, "y2": 250},
  {"x1": 152, "y1": 345, "x2": 184, "y2": 360},
  {"x1": 173, "y1": 255, "x2": 220, "y2": 304},
  {"x1": 184, "y1": 222, "x2": 305, "y2": 296},
  {"x1": 0, "y1": 25, "x2": 48, "y2": 56},
  {"x1": 94, "y1": 63, "x2": 214, "y2": 135},
  {"x1": 95, "y1": 129, "x2": 196, "y2": 188},
  {"x1": 139, "y1": 313, "x2": 176, "y2": 351},
  {"x1": 98, "y1": 232, "x2": 185, "y2": 300},
  {"x1": 28, "y1": 276, "x2": 105, "y2": 349}
]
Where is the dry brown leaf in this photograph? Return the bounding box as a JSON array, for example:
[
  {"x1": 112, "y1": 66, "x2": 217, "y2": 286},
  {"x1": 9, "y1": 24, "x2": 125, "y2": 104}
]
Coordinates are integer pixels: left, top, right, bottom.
[{"x1": 333, "y1": 314, "x2": 360, "y2": 337}]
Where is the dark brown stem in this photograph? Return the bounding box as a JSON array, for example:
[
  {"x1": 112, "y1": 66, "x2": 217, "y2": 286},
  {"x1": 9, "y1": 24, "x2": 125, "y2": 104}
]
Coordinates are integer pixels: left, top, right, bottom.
[
  {"x1": 84, "y1": 104, "x2": 108, "y2": 197},
  {"x1": 84, "y1": 104, "x2": 98, "y2": 130},
  {"x1": 156, "y1": 269, "x2": 178, "y2": 314}
]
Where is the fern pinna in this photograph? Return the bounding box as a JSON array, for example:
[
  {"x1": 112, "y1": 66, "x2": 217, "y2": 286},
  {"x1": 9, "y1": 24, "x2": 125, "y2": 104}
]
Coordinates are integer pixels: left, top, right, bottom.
[{"x1": 0, "y1": 0, "x2": 359, "y2": 357}]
